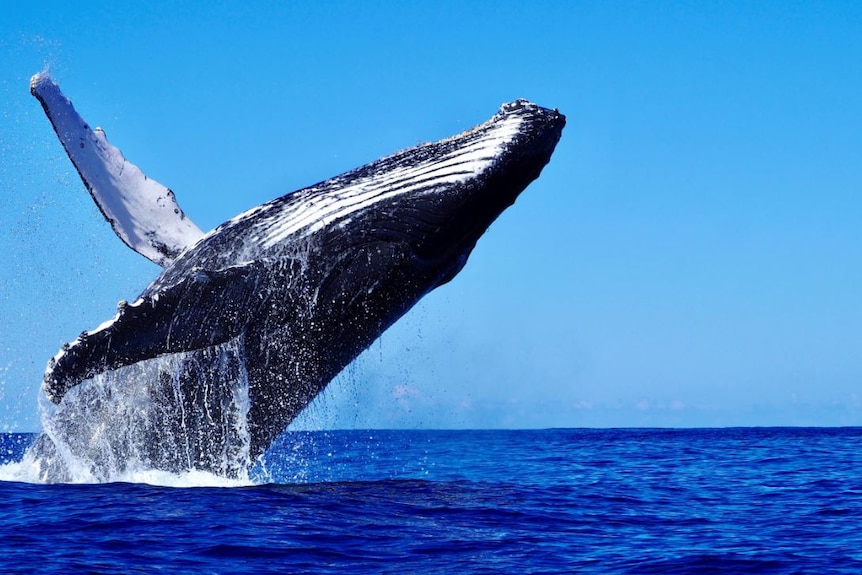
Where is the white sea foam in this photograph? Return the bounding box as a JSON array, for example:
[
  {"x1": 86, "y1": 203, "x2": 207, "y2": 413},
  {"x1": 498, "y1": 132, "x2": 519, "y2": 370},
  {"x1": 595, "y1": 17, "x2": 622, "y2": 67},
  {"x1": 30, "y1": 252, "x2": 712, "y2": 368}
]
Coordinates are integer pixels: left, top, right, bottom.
[
  {"x1": 23, "y1": 339, "x2": 254, "y2": 485},
  {"x1": 0, "y1": 459, "x2": 254, "y2": 488}
]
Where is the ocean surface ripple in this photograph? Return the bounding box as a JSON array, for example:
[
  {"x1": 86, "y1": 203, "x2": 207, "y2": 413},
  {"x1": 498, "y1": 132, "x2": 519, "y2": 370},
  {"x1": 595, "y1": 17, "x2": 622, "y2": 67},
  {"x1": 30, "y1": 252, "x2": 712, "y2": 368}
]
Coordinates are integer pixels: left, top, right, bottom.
[{"x1": 2, "y1": 428, "x2": 862, "y2": 574}]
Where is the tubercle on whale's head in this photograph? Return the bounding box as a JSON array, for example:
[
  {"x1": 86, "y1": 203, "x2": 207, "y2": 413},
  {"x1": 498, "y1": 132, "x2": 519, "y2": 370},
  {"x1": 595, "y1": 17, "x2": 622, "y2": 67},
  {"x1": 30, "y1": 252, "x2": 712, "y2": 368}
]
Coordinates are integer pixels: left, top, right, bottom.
[
  {"x1": 30, "y1": 72, "x2": 48, "y2": 93},
  {"x1": 444, "y1": 99, "x2": 565, "y2": 150},
  {"x1": 499, "y1": 98, "x2": 565, "y2": 121}
]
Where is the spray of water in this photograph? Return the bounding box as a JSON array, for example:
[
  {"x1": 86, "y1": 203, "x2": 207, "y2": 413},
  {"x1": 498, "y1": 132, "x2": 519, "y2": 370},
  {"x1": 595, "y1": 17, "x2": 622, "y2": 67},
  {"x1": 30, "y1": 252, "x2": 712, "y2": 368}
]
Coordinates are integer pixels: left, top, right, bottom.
[{"x1": 13, "y1": 337, "x2": 255, "y2": 485}]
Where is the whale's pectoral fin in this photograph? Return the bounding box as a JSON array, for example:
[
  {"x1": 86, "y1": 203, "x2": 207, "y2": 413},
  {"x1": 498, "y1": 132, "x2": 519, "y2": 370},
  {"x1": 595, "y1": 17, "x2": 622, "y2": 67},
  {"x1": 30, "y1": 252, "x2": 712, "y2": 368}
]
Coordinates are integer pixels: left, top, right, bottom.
[
  {"x1": 43, "y1": 262, "x2": 266, "y2": 404},
  {"x1": 30, "y1": 72, "x2": 206, "y2": 267}
]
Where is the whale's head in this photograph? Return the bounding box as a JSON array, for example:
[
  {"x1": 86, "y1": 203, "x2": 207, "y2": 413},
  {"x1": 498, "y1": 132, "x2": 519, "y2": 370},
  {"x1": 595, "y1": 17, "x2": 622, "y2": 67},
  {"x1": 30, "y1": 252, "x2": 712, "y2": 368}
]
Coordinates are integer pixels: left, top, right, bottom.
[
  {"x1": 243, "y1": 100, "x2": 566, "y2": 297},
  {"x1": 163, "y1": 99, "x2": 567, "y2": 318},
  {"x1": 394, "y1": 99, "x2": 566, "y2": 286}
]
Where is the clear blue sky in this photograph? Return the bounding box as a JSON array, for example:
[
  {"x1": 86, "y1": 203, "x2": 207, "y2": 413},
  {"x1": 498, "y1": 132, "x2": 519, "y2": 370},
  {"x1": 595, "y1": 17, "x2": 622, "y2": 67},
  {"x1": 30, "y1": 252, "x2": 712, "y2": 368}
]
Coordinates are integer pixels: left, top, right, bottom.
[{"x1": 2, "y1": 1, "x2": 861, "y2": 431}]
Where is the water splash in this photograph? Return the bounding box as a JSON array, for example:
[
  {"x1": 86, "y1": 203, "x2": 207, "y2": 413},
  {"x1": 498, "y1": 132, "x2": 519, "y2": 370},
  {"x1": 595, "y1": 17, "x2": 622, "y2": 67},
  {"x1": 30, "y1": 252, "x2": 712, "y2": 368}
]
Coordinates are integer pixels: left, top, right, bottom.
[{"x1": 21, "y1": 337, "x2": 253, "y2": 485}]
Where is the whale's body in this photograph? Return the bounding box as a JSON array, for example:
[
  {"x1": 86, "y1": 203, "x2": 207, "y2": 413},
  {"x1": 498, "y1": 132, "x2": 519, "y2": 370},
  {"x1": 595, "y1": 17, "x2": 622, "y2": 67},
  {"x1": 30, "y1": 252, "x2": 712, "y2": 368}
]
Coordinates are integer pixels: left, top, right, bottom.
[{"x1": 30, "y1": 74, "x2": 564, "y2": 478}]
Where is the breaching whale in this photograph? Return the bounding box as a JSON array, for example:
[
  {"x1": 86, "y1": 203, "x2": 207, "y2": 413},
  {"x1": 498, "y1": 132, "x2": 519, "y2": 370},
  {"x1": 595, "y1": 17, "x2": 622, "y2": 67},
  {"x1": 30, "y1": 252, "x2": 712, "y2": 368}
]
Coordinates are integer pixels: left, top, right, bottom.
[{"x1": 29, "y1": 73, "x2": 565, "y2": 477}]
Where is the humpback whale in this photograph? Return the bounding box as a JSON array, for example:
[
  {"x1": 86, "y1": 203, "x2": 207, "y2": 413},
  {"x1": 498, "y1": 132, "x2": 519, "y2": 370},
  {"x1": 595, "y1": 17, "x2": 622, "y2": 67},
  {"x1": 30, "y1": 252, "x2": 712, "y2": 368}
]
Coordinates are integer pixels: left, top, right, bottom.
[{"x1": 29, "y1": 73, "x2": 565, "y2": 478}]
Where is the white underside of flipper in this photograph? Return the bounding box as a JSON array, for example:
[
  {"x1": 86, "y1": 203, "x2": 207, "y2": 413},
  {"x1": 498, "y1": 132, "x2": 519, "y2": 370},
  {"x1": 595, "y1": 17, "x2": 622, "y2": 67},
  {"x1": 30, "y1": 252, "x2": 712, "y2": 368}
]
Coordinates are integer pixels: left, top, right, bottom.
[{"x1": 30, "y1": 73, "x2": 205, "y2": 267}]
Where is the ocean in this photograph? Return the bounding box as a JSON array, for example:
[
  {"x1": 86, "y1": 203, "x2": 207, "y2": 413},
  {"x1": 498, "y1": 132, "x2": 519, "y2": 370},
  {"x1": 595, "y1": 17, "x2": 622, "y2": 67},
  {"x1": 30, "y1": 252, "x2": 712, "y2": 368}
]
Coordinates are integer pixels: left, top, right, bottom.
[{"x1": 1, "y1": 427, "x2": 861, "y2": 573}]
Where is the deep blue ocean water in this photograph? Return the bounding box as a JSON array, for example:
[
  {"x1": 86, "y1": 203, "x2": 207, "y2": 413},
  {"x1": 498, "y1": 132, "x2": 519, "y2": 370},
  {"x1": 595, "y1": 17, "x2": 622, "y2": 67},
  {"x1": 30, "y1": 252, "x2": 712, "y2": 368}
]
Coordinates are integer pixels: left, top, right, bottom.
[{"x1": 2, "y1": 427, "x2": 862, "y2": 574}]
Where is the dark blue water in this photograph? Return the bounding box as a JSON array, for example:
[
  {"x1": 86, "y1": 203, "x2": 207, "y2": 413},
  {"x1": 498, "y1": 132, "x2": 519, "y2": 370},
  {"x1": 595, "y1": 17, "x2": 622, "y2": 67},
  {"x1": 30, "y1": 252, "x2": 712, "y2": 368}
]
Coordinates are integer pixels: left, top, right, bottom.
[{"x1": 2, "y1": 428, "x2": 862, "y2": 573}]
